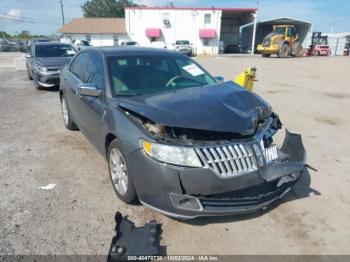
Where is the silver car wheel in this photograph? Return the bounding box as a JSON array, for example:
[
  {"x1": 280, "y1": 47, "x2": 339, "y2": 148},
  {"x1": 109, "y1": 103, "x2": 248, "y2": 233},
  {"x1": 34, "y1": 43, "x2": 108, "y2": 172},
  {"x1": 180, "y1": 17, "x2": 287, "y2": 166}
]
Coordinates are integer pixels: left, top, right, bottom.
[
  {"x1": 61, "y1": 98, "x2": 69, "y2": 126},
  {"x1": 109, "y1": 148, "x2": 128, "y2": 196}
]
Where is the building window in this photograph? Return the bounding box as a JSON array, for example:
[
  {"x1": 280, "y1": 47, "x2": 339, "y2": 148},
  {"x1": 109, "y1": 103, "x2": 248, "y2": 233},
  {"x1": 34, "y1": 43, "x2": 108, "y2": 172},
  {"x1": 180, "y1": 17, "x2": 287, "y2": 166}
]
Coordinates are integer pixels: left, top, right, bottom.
[
  {"x1": 204, "y1": 13, "x2": 211, "y2": 24},
  {"x1": 203, "y1": 38, "x2": 210, "y2": 46},
  {"x1": 163, "y1": 12, "x2": 170, "y2": 28},
  {"x1": 85, "y1": 34, "x2": 91, "y2": 41},
  {"x1": 113, "y1": 35, "x2": 119, "y2": 46}
]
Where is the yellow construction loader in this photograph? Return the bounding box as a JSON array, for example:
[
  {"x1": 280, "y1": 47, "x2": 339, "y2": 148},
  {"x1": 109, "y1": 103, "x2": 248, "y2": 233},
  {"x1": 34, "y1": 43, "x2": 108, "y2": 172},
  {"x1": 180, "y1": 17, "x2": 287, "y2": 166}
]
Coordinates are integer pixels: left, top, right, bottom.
[{"x1": 257, "y1": 25, "x2": 304, "y2": 58}]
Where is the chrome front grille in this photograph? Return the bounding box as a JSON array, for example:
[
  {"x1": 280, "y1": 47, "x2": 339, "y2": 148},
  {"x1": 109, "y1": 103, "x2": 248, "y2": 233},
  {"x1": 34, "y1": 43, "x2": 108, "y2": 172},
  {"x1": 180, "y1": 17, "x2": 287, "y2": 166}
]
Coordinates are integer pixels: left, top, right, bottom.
[
  {"x1": 195, "y1": 144, "x2": 258, "y2": 177},
  {"x1": 263, "y1": 144, "x2": 278, "y2": 164}
]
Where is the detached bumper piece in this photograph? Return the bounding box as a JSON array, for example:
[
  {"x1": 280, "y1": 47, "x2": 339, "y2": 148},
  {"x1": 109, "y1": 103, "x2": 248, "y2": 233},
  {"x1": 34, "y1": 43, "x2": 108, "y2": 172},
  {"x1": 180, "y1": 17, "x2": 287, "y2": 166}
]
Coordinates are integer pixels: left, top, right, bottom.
[{"x1": 108, "y1": 212, "x2": 162, "y2": 262}]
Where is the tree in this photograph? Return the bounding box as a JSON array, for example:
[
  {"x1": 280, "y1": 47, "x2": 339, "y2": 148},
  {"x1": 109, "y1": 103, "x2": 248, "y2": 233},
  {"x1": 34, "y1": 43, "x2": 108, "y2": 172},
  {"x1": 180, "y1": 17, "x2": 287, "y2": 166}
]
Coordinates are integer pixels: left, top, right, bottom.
[
  {"x1": 81, "y1": 0, "x2": 138, "y2": 18},
  {"x1": 165, "y1": 2, "x2": 175, "y2": 7},
  {"x1": 18, "y1": 30, "x2": 31, "y2": 40},
  {"x1": 0, "y1": 31, "x2": 11, "y2": 39}
]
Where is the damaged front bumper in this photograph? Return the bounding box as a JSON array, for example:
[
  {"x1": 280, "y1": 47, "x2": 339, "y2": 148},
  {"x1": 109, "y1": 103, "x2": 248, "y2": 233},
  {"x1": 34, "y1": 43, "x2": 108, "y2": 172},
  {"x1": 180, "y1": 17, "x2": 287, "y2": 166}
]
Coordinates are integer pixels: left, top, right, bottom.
[{"x1": 129, "y1": 130, "x2": 306, "y2": 219}]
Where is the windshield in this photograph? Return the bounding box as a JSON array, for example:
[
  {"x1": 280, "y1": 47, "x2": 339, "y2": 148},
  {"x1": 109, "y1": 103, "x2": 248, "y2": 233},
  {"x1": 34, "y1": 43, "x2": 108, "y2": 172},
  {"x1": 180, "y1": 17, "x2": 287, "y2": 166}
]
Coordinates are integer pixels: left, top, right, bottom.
[
  {"x1": 108, "y1": 55, "x2": 216, "y2": 96},
  {"x1": 274, "y1": 27, "x2": 286, "y2": 35},
  {"x1": 176, "y1": 40, "x2": 190, "y2": 45},
  {"x1": 35, "y1": 44, "x2": 76, "y2": 58}
]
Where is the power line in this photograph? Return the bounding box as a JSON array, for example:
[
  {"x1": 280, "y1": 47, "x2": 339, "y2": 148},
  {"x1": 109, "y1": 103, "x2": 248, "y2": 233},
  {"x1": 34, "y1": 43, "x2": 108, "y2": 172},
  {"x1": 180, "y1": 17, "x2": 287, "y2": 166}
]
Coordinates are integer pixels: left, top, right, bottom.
[
  {"x1": 1, "y1": 13, "x2": 59, "y2": 24},
  {"x1": 0, "y1": 15, "x2": 59, "y2": 25}
]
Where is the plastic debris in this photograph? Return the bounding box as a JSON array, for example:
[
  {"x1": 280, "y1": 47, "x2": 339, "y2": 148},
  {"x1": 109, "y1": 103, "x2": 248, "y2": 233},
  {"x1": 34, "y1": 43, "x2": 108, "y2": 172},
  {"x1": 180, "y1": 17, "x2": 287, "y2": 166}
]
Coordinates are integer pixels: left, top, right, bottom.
[{"x1": 39, "y1": 184, "x2": 56, "y2": 190}]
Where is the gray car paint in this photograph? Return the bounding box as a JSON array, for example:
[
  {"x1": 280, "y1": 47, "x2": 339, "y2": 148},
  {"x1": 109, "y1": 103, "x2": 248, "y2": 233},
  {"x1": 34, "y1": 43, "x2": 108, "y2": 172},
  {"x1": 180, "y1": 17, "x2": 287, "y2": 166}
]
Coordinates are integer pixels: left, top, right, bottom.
[{"x1": 59, "y1": 47, "x2": 306, "y2": 218}]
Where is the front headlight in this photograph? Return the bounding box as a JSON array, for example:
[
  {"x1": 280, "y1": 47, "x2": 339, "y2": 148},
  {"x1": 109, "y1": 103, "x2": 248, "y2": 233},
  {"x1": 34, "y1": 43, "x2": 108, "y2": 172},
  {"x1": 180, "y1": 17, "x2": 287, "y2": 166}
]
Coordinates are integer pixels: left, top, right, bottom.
[
  {"x1": 34, "y1": 64, "x2": 47, "y2": 73},
  {"x1": 142, "y1": 140, "x2": 202, "y2": 167}
]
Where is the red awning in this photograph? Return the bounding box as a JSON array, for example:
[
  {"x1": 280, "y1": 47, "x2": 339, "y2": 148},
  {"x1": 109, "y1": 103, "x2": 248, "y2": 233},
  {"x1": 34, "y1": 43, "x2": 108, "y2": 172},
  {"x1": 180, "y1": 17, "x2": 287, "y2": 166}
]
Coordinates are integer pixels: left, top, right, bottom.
[
  {"x1": 145, "y1": 28, "x2": 161, "y2": 37},
  {"x1": 199, "y1": 29, "x2": 216, "y2": 38}
]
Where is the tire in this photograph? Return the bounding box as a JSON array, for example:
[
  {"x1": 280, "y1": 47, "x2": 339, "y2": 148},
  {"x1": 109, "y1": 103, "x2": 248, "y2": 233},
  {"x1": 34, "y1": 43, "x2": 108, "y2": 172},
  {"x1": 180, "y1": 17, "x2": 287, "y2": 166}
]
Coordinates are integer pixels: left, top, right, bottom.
[
  {"x1": 278, "y1": 44, "x2": 289, "y2": 58},
  {"x1": 27, "y1": 67, "x2": 33, "y2": 80},
  {"x1": 313, "y1": 50, "x2": 320, "y2": 56},
  {"x1": 108, "y1": 139, "x2": 138, "y2": 204},
  {"x1": 61, "y1": 95, "x2": 79, "y2": 131},
  {"x1": 296, "y1": 46, "x2": 304, "y2": 57},
  {"x1": 33, "y1": 74, "x2": 42, "y2": 90},
  {"x1": 262, "y1": 53, "x2": 271, "y2": 58}
]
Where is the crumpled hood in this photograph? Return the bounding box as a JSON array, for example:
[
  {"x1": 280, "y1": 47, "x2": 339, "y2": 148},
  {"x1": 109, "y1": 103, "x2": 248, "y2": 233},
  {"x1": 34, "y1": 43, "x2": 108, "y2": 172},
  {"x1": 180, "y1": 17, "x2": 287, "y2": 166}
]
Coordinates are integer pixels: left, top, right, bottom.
[
  {"x1": 117, "y1": 81, "x2": 272, "y2": 135},
  {"x1": 35, "y1": 57, "x2": 72, "y2": 68}
]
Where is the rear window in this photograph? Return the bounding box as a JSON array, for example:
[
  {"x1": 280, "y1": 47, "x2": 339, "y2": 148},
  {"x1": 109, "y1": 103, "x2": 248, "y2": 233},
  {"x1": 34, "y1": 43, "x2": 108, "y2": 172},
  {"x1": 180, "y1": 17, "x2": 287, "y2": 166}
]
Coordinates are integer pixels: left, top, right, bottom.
[
  {"x1": 176, "y1": 40, "x2": 190, "y2": 45},
  {"x1": 35, "y1": 44, "x2": 76, "y2": 58}
]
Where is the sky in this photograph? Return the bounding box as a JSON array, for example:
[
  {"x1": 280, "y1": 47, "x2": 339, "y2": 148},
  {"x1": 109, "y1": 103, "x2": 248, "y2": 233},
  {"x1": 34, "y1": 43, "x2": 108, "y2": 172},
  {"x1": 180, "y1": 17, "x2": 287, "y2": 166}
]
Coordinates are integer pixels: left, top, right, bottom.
[{"x1": 0, "y1": 0, "x2": 349, "y2": 35}]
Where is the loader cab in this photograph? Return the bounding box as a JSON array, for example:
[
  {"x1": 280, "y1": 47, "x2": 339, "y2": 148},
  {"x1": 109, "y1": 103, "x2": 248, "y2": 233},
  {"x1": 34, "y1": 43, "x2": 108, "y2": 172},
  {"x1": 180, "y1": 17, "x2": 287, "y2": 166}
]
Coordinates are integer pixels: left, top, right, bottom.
[{"x1": 273, "y1": 25, "x2": 296, "y2": 38}]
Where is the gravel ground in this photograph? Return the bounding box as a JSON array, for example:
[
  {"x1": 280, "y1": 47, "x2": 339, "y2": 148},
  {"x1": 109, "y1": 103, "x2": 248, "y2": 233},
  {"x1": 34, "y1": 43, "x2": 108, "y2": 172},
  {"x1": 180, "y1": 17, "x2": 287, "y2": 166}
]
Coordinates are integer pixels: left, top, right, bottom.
[{"x1": 0, "y1": 53, "x2": 349, "y2": 255}]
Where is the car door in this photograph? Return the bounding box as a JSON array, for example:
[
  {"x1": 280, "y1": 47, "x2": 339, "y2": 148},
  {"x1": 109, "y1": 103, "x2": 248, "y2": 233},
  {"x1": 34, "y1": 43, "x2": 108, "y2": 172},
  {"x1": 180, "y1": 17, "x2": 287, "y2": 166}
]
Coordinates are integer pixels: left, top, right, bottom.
[
  {"x1": 76, "y1": 52, "x2": 106, "y2": 150},
  {"x1": 63, "y1": 52, "x2": 89, "y2": 128}
]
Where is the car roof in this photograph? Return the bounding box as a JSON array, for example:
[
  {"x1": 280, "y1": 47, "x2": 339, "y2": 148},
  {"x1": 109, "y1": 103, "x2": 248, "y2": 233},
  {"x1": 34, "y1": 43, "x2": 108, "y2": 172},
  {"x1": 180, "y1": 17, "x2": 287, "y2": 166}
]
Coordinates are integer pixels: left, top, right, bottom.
[{"x1": 93, "y1": 46, "x2": 183, "y2": 57}]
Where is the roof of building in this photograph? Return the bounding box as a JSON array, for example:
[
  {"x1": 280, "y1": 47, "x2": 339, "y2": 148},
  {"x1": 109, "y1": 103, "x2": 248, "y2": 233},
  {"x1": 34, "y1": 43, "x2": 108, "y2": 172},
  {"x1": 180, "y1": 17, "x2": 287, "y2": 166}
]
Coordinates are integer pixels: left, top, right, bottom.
[
  {"x1": 58, "y1": 18, "x2": 126, "y2": 34},
  {"x1": 241, "y1": 17, "x2": 312, "y2": 29},
  {"x1": 125, "y1": 6, "x2": 256, "y2": 12},
  {"x1": 324, "y1": 32, "x2": 350, "y2": 38}
]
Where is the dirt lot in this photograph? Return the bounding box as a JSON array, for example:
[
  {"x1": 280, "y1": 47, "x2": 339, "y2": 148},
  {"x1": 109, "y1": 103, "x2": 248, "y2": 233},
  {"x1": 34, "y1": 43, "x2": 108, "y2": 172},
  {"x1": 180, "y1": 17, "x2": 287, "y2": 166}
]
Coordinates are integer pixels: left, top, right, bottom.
[{"x1": 0, "y1": 52, "x2": 350, "y2": 255}]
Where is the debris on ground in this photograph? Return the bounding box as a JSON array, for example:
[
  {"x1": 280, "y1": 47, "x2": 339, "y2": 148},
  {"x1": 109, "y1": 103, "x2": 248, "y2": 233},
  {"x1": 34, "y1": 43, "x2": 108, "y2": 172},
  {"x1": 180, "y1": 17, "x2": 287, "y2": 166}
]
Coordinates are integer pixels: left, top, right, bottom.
[
  {"x1": 108, "y1": 212, "x2": 162, "y2": 261},
  {"x1": 39, "y1": 184, "x2": 56, "y2": 190}
]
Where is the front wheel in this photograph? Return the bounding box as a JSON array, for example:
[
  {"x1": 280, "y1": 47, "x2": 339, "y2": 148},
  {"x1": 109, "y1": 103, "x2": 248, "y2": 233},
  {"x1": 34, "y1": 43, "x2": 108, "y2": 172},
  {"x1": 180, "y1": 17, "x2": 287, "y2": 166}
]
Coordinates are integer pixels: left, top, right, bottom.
[
  {"x1": 33, "y1": 74, "x2": 42, "y2": 90},
  {"x1": 278, "y1": 44, "x2": 289, "y2": 58},
  {"x1": 27, "y1": 67, "x2": 33, "y2": 80},
  {"x1": 108, "y1": 140, "x2": 138, "y2": 204}
]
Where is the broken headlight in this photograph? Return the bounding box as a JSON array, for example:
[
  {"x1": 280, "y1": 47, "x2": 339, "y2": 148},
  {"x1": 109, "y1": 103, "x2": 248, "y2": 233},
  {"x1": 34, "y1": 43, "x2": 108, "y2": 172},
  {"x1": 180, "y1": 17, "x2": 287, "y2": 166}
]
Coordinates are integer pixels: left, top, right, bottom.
[{"x1": 142, "y1": 140, "x2": 202, "y2": 167}]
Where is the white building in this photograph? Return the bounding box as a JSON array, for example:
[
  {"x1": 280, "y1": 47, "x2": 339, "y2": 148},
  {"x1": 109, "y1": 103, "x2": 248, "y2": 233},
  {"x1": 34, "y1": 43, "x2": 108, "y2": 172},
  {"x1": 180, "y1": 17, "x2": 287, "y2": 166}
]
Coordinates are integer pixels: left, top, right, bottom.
[
  {"x1": 125, "y1": 6, "x2": 256, "y2": 55},
  {"x1": 58, "y1": 18, "x2": 129, "y2": 46},
  {"x1": 324, "y1": 32, "x2": 350, "y2": 56}
]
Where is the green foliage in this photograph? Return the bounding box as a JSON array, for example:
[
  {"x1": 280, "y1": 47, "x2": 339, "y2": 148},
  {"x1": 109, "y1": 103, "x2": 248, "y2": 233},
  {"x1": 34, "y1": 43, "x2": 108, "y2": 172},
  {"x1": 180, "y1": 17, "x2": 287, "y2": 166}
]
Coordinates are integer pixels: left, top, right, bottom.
[
  {"x1": 81, "y1": 0, "x2": 138, "y2": 18},
  {"x1": 18, "y1": 30, "x2": 31, "y2": 40},
  {"x1": 0, "y1": 31, "x2": 11, "y2": 38}
]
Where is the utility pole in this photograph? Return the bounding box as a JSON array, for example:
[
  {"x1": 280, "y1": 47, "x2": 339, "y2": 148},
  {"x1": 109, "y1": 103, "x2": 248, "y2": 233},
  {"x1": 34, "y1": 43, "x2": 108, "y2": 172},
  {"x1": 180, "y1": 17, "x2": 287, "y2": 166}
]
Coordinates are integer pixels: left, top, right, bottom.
[
  {"x1": 251, "y1": 0, "x2": 259, "y2": 55},
  {"x1": 60, "y1": 0, "x2": 65, "y2": 25}
]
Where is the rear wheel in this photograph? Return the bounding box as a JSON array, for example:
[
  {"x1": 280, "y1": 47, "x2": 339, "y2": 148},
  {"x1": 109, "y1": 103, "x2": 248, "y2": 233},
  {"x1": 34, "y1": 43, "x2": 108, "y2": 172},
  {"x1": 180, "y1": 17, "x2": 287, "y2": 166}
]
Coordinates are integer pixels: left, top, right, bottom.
[
  {"x1": 262, "y1": 53, "x2": 271, "y2": 58},
  {"x1": 313, "y1": 50, "x2": 320, "y2": 56},
  {"x1": 61, "y1": 95, "x2": 78, "y2": 130},
  {"x1": 108, "y1": 139, "x2": 138, "y2": 204},
  {"x1": 296, "y1": 46, "x2": 304, "y2": 57},
  {"x1": 278, "y1": 44, "x2": 289, "y2": 58}
]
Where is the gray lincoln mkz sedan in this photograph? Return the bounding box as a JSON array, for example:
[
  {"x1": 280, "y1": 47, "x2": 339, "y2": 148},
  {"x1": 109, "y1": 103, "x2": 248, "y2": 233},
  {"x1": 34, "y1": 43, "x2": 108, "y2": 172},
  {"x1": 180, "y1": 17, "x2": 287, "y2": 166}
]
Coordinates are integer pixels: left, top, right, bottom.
[{"x1": 59, "y1": 47, "x2": 306, "y2": 219}]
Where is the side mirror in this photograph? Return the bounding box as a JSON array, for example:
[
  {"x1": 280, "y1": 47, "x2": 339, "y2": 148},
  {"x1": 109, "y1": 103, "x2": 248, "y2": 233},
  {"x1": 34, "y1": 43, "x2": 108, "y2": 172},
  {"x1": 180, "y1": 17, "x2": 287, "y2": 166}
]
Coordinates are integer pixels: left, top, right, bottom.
[
  {"x1": 25, "y1": 54, "x2": 31, "y2": 59},
  {"x1": 78, "y1": 83, "x2": 102, "y2": 97},
  {"x1": 214, "y1": 76, "x2": 224, "y2": 83}
]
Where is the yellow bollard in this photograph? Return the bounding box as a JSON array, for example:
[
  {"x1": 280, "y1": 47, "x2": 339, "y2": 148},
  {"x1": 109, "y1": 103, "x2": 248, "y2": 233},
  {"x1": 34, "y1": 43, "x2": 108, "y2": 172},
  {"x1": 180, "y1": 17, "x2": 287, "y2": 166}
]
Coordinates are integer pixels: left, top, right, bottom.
[{"x1": 234, "y1": 67, "x2": 257, "y2": 92}]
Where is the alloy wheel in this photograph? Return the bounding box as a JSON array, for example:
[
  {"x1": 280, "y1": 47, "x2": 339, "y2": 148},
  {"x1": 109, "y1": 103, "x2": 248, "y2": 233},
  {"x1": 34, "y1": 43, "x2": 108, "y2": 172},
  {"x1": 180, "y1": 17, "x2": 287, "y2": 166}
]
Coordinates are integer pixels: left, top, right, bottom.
[{"x1": 109, "y1": 148, "x2": 128, "y2": 195}]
